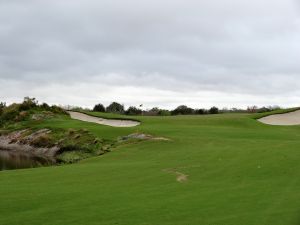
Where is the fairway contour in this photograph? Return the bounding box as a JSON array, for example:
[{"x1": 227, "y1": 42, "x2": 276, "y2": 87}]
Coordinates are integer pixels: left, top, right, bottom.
[
  {"x1": 258, "y1": 110, "x2": 300, "y2": 125},
  {"x1": 68, "y1": 111, "x2": 140, "y2": 127}
]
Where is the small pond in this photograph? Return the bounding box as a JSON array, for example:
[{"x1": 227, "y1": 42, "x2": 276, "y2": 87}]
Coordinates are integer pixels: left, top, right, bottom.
[{"x1": 0, "y1": 148, "x2": 55, "y2": 171}]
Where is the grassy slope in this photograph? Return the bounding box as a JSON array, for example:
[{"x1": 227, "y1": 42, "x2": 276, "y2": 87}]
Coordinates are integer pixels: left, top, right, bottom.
[{"x1": 1, "y1": 112, "x2": 300, "y2": 225}]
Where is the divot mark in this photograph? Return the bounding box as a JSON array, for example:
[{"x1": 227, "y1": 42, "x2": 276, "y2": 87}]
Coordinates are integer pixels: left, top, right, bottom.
[{"x1": 163, "y1": 168, "x2": 189, "y2": 183}]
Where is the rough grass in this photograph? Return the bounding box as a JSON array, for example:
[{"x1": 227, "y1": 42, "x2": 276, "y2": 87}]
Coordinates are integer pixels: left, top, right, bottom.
[{"x1": 0, "y1": 112, "x2": 300, "y2": 225}]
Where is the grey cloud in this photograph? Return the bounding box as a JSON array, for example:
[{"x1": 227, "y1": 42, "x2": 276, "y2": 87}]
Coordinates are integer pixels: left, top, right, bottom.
[{"x1": 0, "y1": 0, "x2": 300, "y2": 107}]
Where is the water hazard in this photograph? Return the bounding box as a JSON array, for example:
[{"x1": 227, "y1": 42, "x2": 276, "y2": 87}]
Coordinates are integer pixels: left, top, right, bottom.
[{"x1": 0, "y1": 148, "x2": 55, "y2": 170}]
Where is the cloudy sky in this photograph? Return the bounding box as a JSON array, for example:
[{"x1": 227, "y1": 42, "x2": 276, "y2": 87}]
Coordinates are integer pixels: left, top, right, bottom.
[{"x1": 1, "y1": 0, "x2": 300, "y2": 109}]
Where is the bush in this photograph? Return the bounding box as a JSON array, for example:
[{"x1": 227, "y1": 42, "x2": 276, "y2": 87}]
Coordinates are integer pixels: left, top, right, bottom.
[
  {"x1": 125, "y1": 106, "x2": 142, "y2": 115},
  {"x1": 19, "y1": 97, "x2": 38, "y2": 111},
  {"x1": 209, "y1": 106, "x2": 219, "y2": 114},
  {"x1": 93, "y1": 103, "x2": 105, "y2": 112},
  {"x1": 15, "y1": 111, "x2": 29, "y2": 122},
  {"x1": 31, "y1": 134, "x2": 54, "y2": 148},
  {"x1": 50, "y1": 105, "x2": 67, "y2": 114},
  {"x1": 1, "y1": 103, "x2": 20, "y2": 121},
  {"x1": 106, "y1": 102, "x2": 124, "y2": 114},
  {"x1": 0, "y1": 102, "x2": 6, "y2": 116},
  {"x1": 172, "y1": 105, "x2": 194, "y2": 115},
  {"x1": 41, "y1": 103, "x2": 51, "y2": 111}
]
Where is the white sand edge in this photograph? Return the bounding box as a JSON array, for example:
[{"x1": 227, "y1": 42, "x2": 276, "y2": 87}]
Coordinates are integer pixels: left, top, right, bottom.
[
  {"x1": 258, "y1": 110, "x2": 300, "y2": 125},
  {"x1": 68, "y1": 111, "x2": 140, "y2": 127}
]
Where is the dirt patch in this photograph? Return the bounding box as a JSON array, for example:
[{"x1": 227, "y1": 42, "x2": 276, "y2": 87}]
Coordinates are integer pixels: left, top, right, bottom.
[
  {"x1": 120, "y1": 133, "x2": 170, "y2": 141},
  {"x1": 68, "y1": 111, "x2": 140, "y2": 127},
  {"x1": 163, "y1": 168, "x2": 189, "y2": 183},
  {"x1": 258, "y1": 110, "x2": 300, "y2": 125}
]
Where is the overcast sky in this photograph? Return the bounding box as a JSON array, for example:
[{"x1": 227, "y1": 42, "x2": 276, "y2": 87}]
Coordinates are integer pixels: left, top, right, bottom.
[{"x1": 1, "y1": 0, "x2": 300, "y2": 109}]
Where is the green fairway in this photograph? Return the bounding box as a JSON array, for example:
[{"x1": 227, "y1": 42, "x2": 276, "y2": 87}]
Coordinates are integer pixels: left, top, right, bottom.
[{"x1": 1, "y1": 112, "x2": 300, "y2": 225}]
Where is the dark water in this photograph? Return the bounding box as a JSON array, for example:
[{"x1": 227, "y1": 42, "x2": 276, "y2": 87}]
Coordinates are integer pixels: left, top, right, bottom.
[{"x1": 0, "y1": 149, "x2": 55, "y2": 171}]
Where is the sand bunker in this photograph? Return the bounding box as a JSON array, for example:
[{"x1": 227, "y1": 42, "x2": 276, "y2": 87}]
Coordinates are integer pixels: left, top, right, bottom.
[
  {"x1": 258, "y1": 110, "x2": 300, "y2": 126},
  {"x1": 68, "y1": 111, "x2": 140, "y2": 127}
]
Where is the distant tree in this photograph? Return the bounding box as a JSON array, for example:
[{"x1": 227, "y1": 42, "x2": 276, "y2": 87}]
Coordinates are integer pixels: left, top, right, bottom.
[
  {"x1": 106, "y1": 102, "x2": 124, "y2": 114},
  {"x1": 144, "y1": 107, "x2": 171, "y2": 116},
  {"x1": 93, "y1": 103, "x2": 105, "y2": 112},
  {"x1": 226, "y1": 108, "x2": 247, "y2": 113},
  {"x1": 125, "y1": 106, "x2": 142, "y2": 115},
  {"x1": 270, "y1": 105, "x2": 281, "y2": 111},
  {"x1": 41, "y1": 103, "x2": 51, "y2": 110},
  {"x1": 0, "y1": 102, "x2": 6, "y2": 115},
  {"x1": 257, "y1": 107, "x2": 271, "y2": 113},
  {"x1": 19, "y1": 97, "x2": 38, "y2": 111},
  {"x1": 209, "y1": 106, "x2": 219, "y2": 114},
  {"x1": 172, "y1": 105, "x2": 194, "y2": 115},
  {"x1": 158, "y1": 109, "x2": 171, "y2": 116},
  {"x1": 148, "y1": 107, "x2": 160, "y2": 116},
  {"x1": 247, "y1": 106, "x2": 258, "y2": 113},
  {"x1": 195, "y1": 108, "x2": 207, "y2": 115}
]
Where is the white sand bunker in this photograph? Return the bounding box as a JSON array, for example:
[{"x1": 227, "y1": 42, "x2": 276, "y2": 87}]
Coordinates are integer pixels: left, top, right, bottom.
[
  {"x1": 258, "y1": 110, "x2": 300, "y2": 126},
  {"x1": 68, "y1": 111, "x2": 140, "y2": 127}
]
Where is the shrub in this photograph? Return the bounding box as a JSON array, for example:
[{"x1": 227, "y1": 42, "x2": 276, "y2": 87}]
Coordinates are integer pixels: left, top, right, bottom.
[
  {"x1": 19, "y1": 97, "x2": 38, "y2": 111},
  {"x1": 209, "y1": 106, "x2": 219, "y2": 114},
  {"x1": 50, "y1": 105, "x2": 67, "y2": 114},
  {"x1": 1, "y1": 103, "x2": 20, "y2": 121},
  {"x1": 93, "y1": 103, "x2": 105, "y2": 112},
  {"x1": 31, "y1": 134, "x2": 54, "y2": 148},
  {"x1": 15, "y1": 111, "x2": 29, "y2": 122},
  {"x1": 106, "y1": 102, "x2": 124, "y2": 114},
  {"x1": 125, "y1": 106, "x2": 142, "y2": 115}
]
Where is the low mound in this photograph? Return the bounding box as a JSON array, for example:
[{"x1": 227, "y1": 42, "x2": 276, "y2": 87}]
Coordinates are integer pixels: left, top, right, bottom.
[
  {"x1": 68, "y1": 111, "x2": 140, "y2": 127},
  {"x1": 258, "y1": 110, "x2": 300, "y2": 125}
]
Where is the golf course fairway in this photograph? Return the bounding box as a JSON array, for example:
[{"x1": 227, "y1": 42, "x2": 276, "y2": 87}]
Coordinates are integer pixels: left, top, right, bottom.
[{"x1": 1, "y1": 112, "x2": 300, "y2": 225}]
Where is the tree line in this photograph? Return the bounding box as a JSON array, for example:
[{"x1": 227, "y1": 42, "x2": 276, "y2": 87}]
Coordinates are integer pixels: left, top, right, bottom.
[
  {"x1": 0, "y1": 98, "x2": 282, "y2": 119},
  {"x1": 91, "y1": 103, "x2": 219, "y2": 115},
  {"x1": 89, "y1": 102, "x2": 281, "y2": 116}
]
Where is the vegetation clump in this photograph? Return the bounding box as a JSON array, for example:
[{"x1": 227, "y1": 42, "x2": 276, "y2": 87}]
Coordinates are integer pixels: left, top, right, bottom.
[{"x1": 0, "y1": 97, "x2": 66, "y2": 128}]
